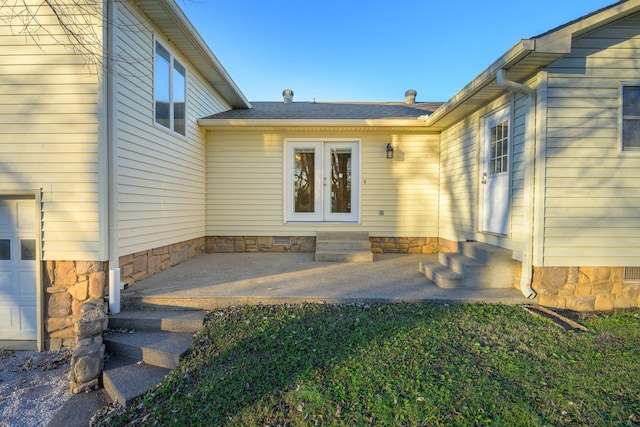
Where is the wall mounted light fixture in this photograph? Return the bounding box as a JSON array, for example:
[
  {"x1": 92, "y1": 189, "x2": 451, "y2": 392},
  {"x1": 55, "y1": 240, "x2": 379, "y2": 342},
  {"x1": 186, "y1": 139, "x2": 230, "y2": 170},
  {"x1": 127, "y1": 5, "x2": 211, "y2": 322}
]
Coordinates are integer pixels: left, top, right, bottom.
[{"x1": 385, "y1": 143, "x2": 394, "y2": 159}]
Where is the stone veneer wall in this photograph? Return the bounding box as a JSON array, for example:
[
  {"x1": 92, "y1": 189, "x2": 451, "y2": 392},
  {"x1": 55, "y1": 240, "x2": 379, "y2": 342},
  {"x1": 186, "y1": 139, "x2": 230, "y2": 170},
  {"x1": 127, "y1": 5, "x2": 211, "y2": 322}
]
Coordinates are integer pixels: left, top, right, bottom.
[
  {"x1": 44, "y1": 260, "x2": 107, "y2": 351},
  {"x1": 530, "y1": 266, "x2": 640, "y2": 312},
  {"x1": 119, "y1": 237, "x2": 205, "y2": 286},
  {"x1": 206, "y1": 236, "x2": 316, "y2": 253},
  {"x1": 205, "y1": 236, "x2": 452, "y2": 254},
  {"x1": 370, "y1": 237, "x2": 444, "y2": 254},
  {"x1": 44, "y1": 260, "x2": 108, "y2": 393}
]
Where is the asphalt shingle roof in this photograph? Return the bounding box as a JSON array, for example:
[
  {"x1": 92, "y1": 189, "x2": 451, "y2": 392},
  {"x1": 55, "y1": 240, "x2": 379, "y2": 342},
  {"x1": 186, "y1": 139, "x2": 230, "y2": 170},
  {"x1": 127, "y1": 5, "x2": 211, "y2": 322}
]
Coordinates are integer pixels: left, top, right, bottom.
[{"x1": 202, "y1": 101, "x2": 444, "y2": 121}]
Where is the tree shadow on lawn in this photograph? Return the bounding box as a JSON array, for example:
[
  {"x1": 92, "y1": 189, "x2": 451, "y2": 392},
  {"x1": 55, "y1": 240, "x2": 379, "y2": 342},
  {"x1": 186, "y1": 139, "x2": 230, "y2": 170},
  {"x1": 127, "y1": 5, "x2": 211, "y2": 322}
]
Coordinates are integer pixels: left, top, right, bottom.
[
  {"x1": 121, "y1": 303, "x2": 639, "y2": 426},
  {"x1": 134, "y1": 303, "x2": 446, "y2": 424}
]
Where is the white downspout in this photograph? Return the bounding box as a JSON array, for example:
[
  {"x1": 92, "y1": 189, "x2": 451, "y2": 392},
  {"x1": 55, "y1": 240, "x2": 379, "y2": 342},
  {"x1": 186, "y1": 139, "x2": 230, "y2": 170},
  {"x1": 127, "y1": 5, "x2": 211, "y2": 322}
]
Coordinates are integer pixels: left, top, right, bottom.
[
  {"x1": 496, "y1": 69, "x2": 537, "y2": 299},
  {"x1": 106, "y1": 0, "x2": 121, "y2": 313}
]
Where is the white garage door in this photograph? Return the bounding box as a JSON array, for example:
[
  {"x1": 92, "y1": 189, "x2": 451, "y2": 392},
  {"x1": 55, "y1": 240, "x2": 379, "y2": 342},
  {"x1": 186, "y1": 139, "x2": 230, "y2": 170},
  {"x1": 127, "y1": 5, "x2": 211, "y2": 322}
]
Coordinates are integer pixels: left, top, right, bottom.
[{"x1": 0, "y1": 198, "x2": 37, "y2": 341}]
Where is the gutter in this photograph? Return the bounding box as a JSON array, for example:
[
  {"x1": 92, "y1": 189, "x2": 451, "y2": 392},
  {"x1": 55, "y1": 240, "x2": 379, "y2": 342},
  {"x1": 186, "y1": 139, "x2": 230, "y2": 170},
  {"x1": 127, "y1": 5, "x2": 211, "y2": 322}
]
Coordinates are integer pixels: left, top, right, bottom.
[{"x1": 496, "y1": 69, "x2": 536, "y2": 299}]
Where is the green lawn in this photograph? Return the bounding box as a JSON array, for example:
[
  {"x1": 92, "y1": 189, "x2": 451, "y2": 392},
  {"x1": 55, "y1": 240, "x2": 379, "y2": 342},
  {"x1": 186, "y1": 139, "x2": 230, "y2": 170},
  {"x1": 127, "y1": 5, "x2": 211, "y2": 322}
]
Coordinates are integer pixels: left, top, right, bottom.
[{"x1": 98, "y1": 303, "x2": 640, "y2": 426}]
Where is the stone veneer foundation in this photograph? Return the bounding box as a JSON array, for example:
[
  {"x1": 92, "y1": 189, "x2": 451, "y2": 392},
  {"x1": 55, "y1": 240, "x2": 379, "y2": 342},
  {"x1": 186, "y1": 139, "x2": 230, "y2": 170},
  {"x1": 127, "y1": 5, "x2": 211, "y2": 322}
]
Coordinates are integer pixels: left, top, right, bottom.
[
  {"x1": 44, "y1": 260, "x2": 108, "y2": 393},
  {"x1": 529, "y1": 265, "x2": 640, "y2": 312},
  {"x1": 119, "y1": 237, "x2": 205, "y2": 286},
  {"x1": 205, "y1": 236, "x2": 449, "y2": 255},
  {"x1": 370, "y1": 237, "x2": 442, "y2": 254},
  {"x1": 206, "y1": 236, "x2": 316, "y2": 253}
]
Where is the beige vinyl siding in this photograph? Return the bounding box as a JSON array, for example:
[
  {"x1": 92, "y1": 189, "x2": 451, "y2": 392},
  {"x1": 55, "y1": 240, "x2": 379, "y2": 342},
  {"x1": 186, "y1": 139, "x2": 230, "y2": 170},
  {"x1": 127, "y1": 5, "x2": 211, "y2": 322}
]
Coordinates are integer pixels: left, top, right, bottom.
[
  {"x1": 205, "y1": 130, "x2": 439, "y2": 237},
  {"x1": 113, "y1": 2, "x2": 229, "y2": 256},
  {"x1": 0, "y1": 2, "x2": 103, "y2": 261},
  {"x1": 542, "y1": 13, "x2": 640, "y2": 266},
  {"x1": 438, "y1": 117, "x2": 478, "y2": 243},
  {"x1": 509, "y1": 85, "x2": 534, "y2": 256},
  {"x1": 438, "y1": 92, "x2": 528, "y2": 256}
]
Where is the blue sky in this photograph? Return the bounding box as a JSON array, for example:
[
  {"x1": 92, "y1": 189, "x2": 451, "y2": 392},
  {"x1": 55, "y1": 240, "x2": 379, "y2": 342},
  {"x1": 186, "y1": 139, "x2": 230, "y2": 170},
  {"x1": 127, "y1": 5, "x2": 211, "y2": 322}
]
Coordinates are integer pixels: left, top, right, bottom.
[{"x1": 180, "y1": 0, "x2": 617, "y2": 103}]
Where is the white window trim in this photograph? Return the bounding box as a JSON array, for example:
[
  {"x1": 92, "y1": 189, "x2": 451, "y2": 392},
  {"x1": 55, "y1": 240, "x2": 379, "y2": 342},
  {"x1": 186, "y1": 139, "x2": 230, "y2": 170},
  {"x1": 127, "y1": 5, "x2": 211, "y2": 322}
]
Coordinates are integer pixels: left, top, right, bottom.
[
  {"x1": 619, "y1": 81, "x2": 640, "y2": 156},
  {"x1": 153, "y1": 37, "x2": 188, "y2": 137}
]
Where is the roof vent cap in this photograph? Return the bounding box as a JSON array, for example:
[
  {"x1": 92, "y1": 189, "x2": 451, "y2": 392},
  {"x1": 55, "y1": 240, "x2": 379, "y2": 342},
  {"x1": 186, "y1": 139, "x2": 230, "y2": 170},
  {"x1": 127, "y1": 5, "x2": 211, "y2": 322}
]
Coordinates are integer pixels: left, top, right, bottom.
[
  {"x1": 282, "y1": 89, "x2": 294, "y2": 104},
  {"x1": 405, "y1": 89, "x2": 417, "y2": 104}
]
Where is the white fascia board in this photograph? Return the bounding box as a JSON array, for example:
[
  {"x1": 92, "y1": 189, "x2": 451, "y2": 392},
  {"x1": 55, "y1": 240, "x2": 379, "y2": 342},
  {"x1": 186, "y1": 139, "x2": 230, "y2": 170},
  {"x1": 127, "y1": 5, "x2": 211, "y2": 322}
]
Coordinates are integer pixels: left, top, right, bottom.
[{"x1": 198, "y1": 118, "x2": 429, "y2": 128}]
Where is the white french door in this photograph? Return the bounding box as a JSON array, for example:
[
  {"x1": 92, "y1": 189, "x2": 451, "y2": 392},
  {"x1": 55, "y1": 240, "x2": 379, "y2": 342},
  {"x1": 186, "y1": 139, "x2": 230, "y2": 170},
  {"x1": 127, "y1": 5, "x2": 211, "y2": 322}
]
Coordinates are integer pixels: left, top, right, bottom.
[
  {"x1": 479, "y1": 108, "x2": 511, "y2": 235},
  {"x1": 286, "y1": 141, "x2": 359, "y2": 222}
]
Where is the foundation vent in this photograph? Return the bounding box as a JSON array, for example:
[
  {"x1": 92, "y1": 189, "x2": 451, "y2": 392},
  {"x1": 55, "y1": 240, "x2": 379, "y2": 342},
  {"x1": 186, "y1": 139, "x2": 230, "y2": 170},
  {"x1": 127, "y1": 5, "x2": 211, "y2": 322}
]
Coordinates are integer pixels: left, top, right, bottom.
[
  {"x1": 274, "y1": 236, "x2": 292, "y2": 246},
  {"x1": 624, "y1": 267, "x2": 640, "y2": 282}
]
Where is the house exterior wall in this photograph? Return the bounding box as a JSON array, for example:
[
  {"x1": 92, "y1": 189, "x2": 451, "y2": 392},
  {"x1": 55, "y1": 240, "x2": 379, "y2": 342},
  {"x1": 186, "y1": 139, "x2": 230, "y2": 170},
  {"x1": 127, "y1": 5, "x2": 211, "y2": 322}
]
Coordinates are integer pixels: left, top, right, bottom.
[
  {"x1": 205, "y1": 129, "x2": 440, "y2": 242},
  {"x1": 540, "y1": 13, "x2": 640, "y2": 267},
  {"x1": 0, "y1": 1, "x2": 104, "y2": 262},
  {"x1": 112, "y1": 2, "x2": 229, "y2": 261}
]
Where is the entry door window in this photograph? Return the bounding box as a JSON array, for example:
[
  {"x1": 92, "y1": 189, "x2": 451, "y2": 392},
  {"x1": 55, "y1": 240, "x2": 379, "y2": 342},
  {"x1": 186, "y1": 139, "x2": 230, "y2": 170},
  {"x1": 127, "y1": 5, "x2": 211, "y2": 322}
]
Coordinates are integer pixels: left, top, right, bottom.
[{"x1": 287, "y1": 141, "x2": 359, "y2": 222}]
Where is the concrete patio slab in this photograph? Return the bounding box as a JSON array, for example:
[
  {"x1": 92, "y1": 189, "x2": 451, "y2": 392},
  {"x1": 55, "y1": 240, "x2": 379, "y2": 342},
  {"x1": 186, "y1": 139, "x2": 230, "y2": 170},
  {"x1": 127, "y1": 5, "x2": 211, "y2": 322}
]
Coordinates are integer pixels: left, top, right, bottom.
[{"x1": 120, "y1": 253, "x2": 533, "y2": 309}]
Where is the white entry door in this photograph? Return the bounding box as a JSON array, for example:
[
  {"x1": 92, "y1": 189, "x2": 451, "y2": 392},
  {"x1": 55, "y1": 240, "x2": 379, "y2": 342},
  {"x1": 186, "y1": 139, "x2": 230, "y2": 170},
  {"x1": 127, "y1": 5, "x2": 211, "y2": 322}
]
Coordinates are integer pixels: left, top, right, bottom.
[
  {"x1": 287, "y1": 141, "x2": 359, "y2": 222},
  {"x1": 479, "y1": 108, "x2": 511, "y2": 235},
  {"x1": 0, "y1": 198, "x2": 37, "y2": 341}
]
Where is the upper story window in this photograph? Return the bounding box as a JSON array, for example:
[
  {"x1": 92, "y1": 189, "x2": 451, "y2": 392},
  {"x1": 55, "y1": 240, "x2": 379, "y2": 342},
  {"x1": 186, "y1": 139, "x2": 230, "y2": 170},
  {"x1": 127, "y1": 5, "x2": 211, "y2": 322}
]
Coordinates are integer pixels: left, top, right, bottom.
[
  {"x1": 155, "y1": 40, "x2": 186, "y2": 136},
  {"x1": 621, "y1": 84, "x2": 640, "y2": 152}
]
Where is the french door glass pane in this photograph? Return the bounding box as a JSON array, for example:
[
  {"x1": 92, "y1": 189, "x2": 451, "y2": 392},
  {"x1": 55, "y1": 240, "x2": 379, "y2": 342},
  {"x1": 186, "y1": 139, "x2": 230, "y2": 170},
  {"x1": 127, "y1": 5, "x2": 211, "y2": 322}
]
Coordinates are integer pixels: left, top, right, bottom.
[
  {"x1": 330, "y1": 148, "x2": 352, "y2": 213},
  {"x1": 294, "y1": 149, "x2": 315, "y2": 213}
]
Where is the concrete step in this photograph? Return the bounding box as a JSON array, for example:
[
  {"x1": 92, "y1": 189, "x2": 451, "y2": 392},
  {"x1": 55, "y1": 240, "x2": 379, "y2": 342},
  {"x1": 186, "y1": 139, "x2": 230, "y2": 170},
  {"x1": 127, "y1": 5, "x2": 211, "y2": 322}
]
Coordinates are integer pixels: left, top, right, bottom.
[
  {"x1": 315, "y1": 240, "x2": 372, "y2": 252},
  {"x1": 315, "y1": 250, "x2": 374, "y2": 263},
  {"x1": 460, "y1": 241, "x2": 512, "y2": 265},
  {"x1": 439, "y1": 252, "x2": 486, "y2": 276},
  {"x1": 103, "y1": 330, "x2": 193, "y2": 369},
  {"x1": 420, "y1": 261, "x2": 464, "y2": 289},
  {"x1": 108, "y1": 310, "x2": 206, "y2": 333},
  {"x1": 316, "y1": 231, "x2": 370, "y2": 241},
  {"x1": 315, "y1": 231, "x2": 373, "y2": 263},
  {"x1": 102, "y1": 354, "x2": 171, "y2": 407}
]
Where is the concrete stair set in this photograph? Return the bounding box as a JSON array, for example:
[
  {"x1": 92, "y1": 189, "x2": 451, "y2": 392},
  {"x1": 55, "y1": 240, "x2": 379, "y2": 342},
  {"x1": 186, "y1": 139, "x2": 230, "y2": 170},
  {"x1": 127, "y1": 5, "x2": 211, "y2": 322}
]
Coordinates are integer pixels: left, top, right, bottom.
[
  {"x1": 314, "y1": 231, "x2": 373, "y2": 262},
  {"x1": 103, "y1": 310, "x2": 206, "y2": 406},
  {"x1": 419, "y1": 241, "x2": 514, "y2": 289}
]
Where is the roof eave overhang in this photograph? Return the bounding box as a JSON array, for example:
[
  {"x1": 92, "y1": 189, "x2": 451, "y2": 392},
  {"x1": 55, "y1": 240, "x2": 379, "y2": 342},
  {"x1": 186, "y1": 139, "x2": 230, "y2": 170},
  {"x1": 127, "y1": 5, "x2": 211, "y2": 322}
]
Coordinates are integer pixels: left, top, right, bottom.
[
  {"x1": 198, "y1": 118, "x2": 433, "y2": 130},
  {"x1": 132, "y1": 0, "x2": 251, "y2": 109}
]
